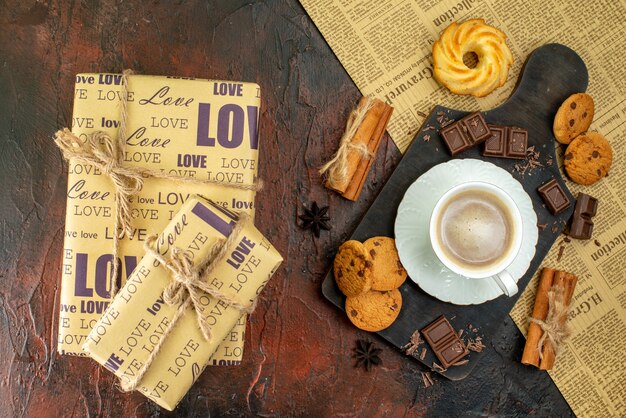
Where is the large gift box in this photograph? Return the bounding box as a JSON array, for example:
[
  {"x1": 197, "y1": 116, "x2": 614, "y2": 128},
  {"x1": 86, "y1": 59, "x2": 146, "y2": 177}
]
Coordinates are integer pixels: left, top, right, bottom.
[
  {"x1": 58, "y1": 73, "x2": 261, "y2": 362},
  {"x1": 83, "y1": 196, "x2": 283, "y2": 410}
]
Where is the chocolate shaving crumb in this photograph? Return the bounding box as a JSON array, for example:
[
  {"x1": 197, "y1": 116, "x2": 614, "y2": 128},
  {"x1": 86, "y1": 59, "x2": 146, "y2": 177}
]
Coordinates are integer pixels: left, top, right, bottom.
[
  {"x1": 557, "y1": 245, "x2": 565, "y2": 262},
  {"x1": 419, "y1": 348, "x2": 427, "y2": 361},
  {"x1": 441, "y1": 118, "x2": 454, "y2": 128},
  {"x1": 423, "y1": 134, "x2": 431, "y2": 142},
  {"x1": 421, "y1": 371, "x2": 434, "y2": 388},
  {"x1": 538, "y1": 223, "x2": 548, "y2": 230},
  {"x1": 458, "y1": 329, "x2": 464, "y2": 339},
  {"x1": 552, "y1": 225, "x2": 559, "y2": 234},
  {"x1": 594, "y1": 239, "x2": 601, "y2": 247},
  {"x1": 546, "y1": 158, "x2": 553, "y2": 166},
  {"x1": 435, "y1": 111, "x2": 454, "y2": 127},
  {"x1": 513, "y1": 146, "x2": 543, "y2": 176},
  {"x1": 416, "y1": 110, "x2": 427, "y2": 118},
  {"x1": 564, "y1": 236, "x2": 571, "y2": 243},
  {"x1": 466, "y1": 337, "x2": 485, "y2": 352},
  {"x1": 432, "y1": 362, "x2": 447, "y2": 373},
  {"x1": 403, "y1": 331, "x2": 424, "y2": 356},
  {"x1": 451, "y1": 359, "x2": 469, "y2": 367}
]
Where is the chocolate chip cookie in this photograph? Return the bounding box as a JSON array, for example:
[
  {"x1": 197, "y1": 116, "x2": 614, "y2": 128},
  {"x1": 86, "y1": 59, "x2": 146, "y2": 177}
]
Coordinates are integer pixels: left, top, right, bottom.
[
  {"x1": 564, "y1": 131, "x2": 612, "y2": 185},
  {"x1": 333, "y1": 240, "x2": 372, "y2": 297},
  {"x1": 345, "y1": 289, "x2": 402, "y2": 332},
  {"x1": 553, "y1": 93, "x2": 594, "y2": 144},
  {"x1": 364, "y1": 237, "x2": 407, "y2": 291}
]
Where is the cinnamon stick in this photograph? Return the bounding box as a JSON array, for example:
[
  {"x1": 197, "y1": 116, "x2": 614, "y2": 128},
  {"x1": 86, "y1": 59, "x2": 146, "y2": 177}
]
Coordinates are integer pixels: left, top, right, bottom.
[
  {"x1": 320, "y1": 97, "x2": 393, "y2": 201},
  {"x1": 540, "y1": 272, "x2": 577, "y2": 370},
  {"x1": 521, "y1": 268, "x2": 555, "y2": 367},
  {"x1": 342, "y1": 101, "x2": 393, "y2": 201}
]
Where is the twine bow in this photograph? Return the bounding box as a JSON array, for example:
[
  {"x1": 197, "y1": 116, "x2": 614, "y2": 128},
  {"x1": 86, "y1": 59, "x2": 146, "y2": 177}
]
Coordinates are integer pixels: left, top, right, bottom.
[
  {"x1": 120, "y1": 213, "x2": 256, "y2": 392},
  {"x1": 319, "y1": 97, "x2": 375, "y2": 187},
  {"x1": 54, "y1": 70, "x2": 260, "y2": 297},
  {"x1": 530, "y1": 286, "x2": 571, "y2": 359}
]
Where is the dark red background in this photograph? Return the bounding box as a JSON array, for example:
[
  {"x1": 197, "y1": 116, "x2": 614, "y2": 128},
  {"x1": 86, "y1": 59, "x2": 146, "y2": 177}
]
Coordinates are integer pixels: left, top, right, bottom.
[{"x1": 0, "y1": 1, "x2": 573, "y2": 416}]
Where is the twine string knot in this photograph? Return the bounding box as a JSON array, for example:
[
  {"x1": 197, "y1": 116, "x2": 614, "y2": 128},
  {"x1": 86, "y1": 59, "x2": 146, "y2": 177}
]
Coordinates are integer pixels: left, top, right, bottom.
[
  {"x1": 530, "y1": 285, "x2": 571, "y2": 359},
  {"x1": 319, "y1": 97, "x2": 375, "y2": 187}
]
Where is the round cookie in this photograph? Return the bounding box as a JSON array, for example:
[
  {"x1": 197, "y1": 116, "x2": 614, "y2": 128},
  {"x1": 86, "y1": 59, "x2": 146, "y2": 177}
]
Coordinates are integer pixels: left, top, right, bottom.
[
  {"x1": 564, "y1": 132, "x2": 612, "y2": 185},
  {"x1": 553, "y1": 93, "x2": 594, "y2": 144},
  {"x1": 345, "y1": 289, "x2": 402, "y2": 332},
  {"x1": 364, "y1": 237, "x2": 407, "y2": 291},
  {"x1": 333, "y1": 240, "x2": 372, "y2": 297}
]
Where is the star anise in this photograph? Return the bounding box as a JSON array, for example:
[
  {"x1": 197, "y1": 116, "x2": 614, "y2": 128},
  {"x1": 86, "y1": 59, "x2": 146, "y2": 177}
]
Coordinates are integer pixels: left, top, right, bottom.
[
  {"x1": 298, "y1": 201, "x2": 331, "y2": 238},
  {"x1": 353, "y1": 339, "x2": 382, "y2": 371}
]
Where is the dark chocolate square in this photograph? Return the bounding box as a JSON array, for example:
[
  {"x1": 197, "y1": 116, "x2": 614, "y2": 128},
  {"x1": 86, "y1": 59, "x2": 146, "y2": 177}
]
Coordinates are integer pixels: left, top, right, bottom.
[
  {"x1": 508, "y1": 128, "x2": 528, "y2": 158},
  {"x1": 574, "y1": 193, "x2": 598, "y2": 218},
  {"x1": 482, "y1": 125, "x2": 527, "y2": 159},
  {"x1": 421, "y1": 315, "x2": 469, "y2": 369},
  {"x1": 440, "y1": 341, "x2": 467, "y2": 366},
  {"x1": 440, "y1": 112, "x2": 491, "y2": 156},
  {"x1": 538, "y1": 178, "x2": 571, "y2": 215},
  {"x1": 568, "y1": 193, "x2": 598, "y2": 240},
  {"x1": 440, "y1": 124, "x2": 471, "y2": 155},
  {"x1": 483, "y1": 126, "x2": 506, "y2": 156},
  {"x1": 569, "y1": 218, "x2": 593, "y2": 239},
  {"x1": 462, "y1": 113, "x2": 490, "y2": 143}
]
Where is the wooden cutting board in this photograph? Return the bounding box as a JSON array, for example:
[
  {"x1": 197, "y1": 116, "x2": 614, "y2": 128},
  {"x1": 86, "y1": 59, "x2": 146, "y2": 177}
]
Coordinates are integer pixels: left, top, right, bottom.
[{"x1": 321, "y1": 44, "x2": 587, "y2": 380}]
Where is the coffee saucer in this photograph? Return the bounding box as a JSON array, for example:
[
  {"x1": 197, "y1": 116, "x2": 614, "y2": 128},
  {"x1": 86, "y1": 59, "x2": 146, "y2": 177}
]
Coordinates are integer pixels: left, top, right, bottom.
[{"x1": 394, "y1": 159, "x2": 538, "y2": 305}]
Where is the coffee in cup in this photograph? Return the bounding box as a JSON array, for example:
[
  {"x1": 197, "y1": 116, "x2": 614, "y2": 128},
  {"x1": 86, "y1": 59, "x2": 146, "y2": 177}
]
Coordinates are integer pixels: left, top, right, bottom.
[{"x1": 429, "y1": 182, "x2": 522, "y2": 296}]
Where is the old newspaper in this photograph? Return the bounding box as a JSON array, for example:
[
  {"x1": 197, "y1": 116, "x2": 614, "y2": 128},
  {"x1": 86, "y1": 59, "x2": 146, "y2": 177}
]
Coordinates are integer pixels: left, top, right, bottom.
[{"x1": 299, "y1": 0, "x2": 626, "y2": 416}]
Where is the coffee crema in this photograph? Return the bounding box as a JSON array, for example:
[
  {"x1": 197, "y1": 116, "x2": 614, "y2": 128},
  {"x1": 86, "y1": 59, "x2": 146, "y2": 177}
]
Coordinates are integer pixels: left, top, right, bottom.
[{"x1": 434, "y1": 190, "x2": 515, "y2": 271}]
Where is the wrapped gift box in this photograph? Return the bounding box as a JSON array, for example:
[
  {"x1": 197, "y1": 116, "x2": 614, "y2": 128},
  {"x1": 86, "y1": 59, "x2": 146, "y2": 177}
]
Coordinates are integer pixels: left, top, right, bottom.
[
  {"x1": 58, "y1": 73, "x2": 261, "y2": 361},
  {"x1": 83, "y1": 196, "x2": 282, "y2": 410}
]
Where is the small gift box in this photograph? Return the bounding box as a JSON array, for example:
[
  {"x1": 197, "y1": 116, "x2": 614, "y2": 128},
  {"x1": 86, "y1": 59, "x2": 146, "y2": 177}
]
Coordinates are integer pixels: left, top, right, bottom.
[
  {"x1": 83, "y1": 195, "x2": 282, "y2": 410},
  {"x1": 57, "y1": 72, "x2": 261, "y2": 361}
]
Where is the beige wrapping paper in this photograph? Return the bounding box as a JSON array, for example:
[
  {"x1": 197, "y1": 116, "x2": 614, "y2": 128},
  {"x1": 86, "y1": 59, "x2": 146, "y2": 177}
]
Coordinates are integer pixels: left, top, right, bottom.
[
  {"x1": 83, "y1": 195, "x2": 283, "y2": 410},
  {"x1": 59, "y1": 73, "x2": 261, "y2": 361}
]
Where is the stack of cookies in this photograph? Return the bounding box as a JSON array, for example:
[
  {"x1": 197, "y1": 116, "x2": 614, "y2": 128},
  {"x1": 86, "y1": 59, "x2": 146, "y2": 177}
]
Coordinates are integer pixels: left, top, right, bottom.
[
  {"x1": 334, "y1": 237, "x2": 406, "y2": 331},
  {"x1": 554, "y1": 93, "x2": 613, "y2": 185}
]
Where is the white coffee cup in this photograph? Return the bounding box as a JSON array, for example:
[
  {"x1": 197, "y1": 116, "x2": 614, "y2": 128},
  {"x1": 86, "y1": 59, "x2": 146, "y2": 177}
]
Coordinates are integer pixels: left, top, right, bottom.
[{"x1": 429, "y1": 181, "x2": 522, "y2": 296}]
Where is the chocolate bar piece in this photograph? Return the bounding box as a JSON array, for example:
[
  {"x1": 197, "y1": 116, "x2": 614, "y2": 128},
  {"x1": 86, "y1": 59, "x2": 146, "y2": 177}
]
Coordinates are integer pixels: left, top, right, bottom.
[
  {"x1": 538, "y1": 178, "x2": 571, "y2": 215},
  {"x1": 440, "y1": 112, "x2": 491, "y2": 156},
  {"x1": 421, "y1": 315, "x2": 469, "y2": 369},
  {"x1": 483, "y1": 125, "x2": 528, "y2": 159},
  {"x1": 568, "y1": 193, "x2": 598, "y2": 239}
]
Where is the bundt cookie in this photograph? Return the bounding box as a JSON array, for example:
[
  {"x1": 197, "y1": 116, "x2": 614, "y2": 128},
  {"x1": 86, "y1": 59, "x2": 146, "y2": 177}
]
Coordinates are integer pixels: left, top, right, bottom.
[{"x1": 432, "y1": 19, "x2": 513, "y2": 97}]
